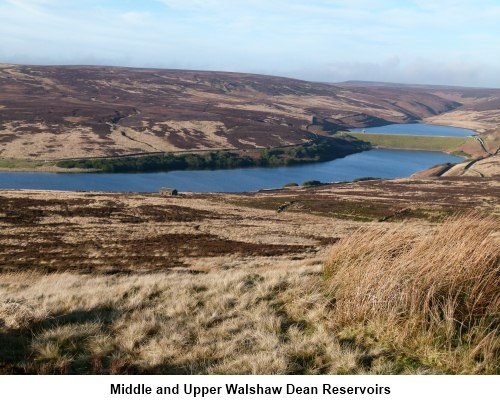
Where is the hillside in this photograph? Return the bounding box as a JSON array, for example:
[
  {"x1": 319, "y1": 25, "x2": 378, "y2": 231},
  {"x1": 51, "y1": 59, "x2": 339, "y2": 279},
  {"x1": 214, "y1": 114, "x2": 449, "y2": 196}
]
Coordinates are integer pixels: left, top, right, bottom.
[
  {"x1": 2, "y1": 64, "x2": 500, "y2": 161},
  {"x1": 0, "y1": 179, "x2": 498, "y2": 374}
]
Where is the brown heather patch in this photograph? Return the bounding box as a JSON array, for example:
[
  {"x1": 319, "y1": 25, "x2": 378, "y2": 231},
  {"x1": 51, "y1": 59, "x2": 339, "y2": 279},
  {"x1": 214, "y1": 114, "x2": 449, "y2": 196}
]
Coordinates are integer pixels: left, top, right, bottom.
[
  {"x1": 0, "y1": 192, "x2": 315, "y2": 274},
  {"x1": 1, "y1": 189, "x2": 351, "y2": 275},
  {"x1": 230, "y1": 177, "x2": 500, "y2": 220}
]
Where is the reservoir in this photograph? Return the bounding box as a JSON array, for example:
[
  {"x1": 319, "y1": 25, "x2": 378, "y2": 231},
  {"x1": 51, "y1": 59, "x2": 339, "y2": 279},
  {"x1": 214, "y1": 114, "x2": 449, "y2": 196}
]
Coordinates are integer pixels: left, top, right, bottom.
[
  {"x1": 0, "y1": 149, "x2": 463, "y2": 192},
  {"x1": 349, "y1": 123, "x2": 476, "y2": 137}
]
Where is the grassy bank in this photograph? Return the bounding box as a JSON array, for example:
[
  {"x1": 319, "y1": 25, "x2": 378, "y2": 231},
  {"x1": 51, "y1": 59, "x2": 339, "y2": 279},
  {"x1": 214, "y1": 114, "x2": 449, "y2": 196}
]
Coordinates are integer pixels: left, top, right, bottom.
[
  {"x1": 324, "y1": 214, "x2": 499, "y2": 374},
  {"x1": 53, "y1": 136, "x2": 370, "y2": 173},
  {"x1": 346, "y1": 132, "x2": 467, "y2": 151}
]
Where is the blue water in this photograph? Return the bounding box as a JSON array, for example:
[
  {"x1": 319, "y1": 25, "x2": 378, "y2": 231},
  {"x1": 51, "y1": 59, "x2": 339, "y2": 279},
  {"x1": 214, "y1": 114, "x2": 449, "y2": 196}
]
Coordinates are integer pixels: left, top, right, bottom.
[
  {"x1": 349, "y1": 123, "x2": 476, "y2": 137},
  {"x1": 0, "y1": 149, "x2": 463, "y2": 192}
]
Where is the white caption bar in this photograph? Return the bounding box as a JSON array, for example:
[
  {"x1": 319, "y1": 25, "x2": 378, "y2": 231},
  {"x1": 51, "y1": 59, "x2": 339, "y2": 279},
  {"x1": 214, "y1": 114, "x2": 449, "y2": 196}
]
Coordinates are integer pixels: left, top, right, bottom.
[{"x1": 1, "y1": 375, "x2": 498, "y2": 405}]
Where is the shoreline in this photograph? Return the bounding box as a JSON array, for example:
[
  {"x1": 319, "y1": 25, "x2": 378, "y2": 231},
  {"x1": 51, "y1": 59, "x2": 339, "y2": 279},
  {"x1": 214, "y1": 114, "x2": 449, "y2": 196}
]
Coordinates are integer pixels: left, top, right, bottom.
[
  {"x1": 0, "y1": 149, "x2": 467, "y2": 194},
  {"x1": 0, "y1": 147, "x2": 463, "y2": 173},
  {"x1": 0, "y1": 136, "x2": 370, "y2": 173},
  {"x1": 0, "y1": 124, "x2": 492, "y2": 175}
]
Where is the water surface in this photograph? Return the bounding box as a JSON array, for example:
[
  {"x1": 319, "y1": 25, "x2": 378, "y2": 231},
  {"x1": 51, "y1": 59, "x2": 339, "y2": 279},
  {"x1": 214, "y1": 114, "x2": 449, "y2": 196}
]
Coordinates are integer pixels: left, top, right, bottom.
[
  {"x1": 0, "y1": 149, "x2": 464, "y2": 192},
  {"x1": 349, "y1": 123, "x2": 476, "y2": 137}
]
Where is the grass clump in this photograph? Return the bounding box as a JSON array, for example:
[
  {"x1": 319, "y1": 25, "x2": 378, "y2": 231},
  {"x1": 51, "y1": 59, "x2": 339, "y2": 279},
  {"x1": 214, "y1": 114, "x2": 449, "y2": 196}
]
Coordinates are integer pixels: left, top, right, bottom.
[
  {"x1": 0, "y1": 301, "x2": 47, "y2": 329},
  {"x1": 324, "y1": 214, "x2": 499, "y2": 373}
]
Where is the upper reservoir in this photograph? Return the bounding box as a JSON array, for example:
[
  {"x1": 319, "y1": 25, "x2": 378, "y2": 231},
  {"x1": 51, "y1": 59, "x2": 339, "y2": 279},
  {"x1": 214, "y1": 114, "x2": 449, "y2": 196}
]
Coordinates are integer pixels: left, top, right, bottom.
[
  {"x1": 349, "y1": 123, "x2": 476, "y2": 137},
  {"x1": 0, "y1": 149, "x2": 463, "y2": 192}
]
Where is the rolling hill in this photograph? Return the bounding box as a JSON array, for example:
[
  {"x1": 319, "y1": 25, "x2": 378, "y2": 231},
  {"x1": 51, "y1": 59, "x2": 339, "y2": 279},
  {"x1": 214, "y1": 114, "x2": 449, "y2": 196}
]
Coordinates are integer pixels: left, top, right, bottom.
[{"x1": 2, "y1": 64, "x2": 500, "y2": 161}]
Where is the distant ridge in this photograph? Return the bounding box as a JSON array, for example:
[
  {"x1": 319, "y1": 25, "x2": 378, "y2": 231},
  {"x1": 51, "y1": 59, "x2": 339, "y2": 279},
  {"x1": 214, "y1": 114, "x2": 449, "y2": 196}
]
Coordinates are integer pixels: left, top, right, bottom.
[
  {"x1": 1, "y1": 64, "x2": 499, "y2": 161},
  {"x1": 338, "y1": 80, "x2": 495, "y2": 90}
]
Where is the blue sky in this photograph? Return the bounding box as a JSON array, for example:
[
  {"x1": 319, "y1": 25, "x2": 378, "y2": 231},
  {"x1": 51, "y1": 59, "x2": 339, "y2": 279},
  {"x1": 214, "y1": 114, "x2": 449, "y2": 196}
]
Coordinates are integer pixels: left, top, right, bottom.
[{"x1": 1, "y1": 0, "x2": 499, "y2": 87}]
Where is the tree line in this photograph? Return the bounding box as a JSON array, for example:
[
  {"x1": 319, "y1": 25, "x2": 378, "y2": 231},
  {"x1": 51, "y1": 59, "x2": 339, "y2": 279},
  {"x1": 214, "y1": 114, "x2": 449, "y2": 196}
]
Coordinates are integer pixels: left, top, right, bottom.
[{"x1": 56, "y1": 136, "x2": 370, "y2": 173}]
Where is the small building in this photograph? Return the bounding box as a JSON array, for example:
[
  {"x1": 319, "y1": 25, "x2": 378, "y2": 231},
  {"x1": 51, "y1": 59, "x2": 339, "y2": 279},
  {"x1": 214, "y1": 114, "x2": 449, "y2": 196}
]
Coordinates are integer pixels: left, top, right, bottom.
[{"x1": 159, "y1": 187, "x2": 178, "y2": 196}]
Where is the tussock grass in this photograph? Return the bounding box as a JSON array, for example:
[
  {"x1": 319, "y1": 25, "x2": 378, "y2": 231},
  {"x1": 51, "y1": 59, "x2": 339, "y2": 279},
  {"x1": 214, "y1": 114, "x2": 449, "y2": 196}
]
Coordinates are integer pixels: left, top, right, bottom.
[
  {"x1": 0, "y1": 268, "x2": 345, "y2": 374},
  {"x1": 0, "y1": 301, "x2": 47, "y2": 329},
  {"x1": 1, "y1": 214, "x2": 497, "y2": 374},
  {"x1": 324, "y1": 214, "x2": 499, "y2": 373}
]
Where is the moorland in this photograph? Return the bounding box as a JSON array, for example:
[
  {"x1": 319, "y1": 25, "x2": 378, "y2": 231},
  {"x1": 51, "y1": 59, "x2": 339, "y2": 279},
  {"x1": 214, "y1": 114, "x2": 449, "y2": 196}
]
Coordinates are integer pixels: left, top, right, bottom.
[
  {"x1": 1, "y1": 64, "x2": 500, "y2": 173},
  {"x1": 0, "y1": 177, "x2": 498, "y2": 374},
  {"x1": 0, "y1": 65, "x2": 498, "y2": 374}
]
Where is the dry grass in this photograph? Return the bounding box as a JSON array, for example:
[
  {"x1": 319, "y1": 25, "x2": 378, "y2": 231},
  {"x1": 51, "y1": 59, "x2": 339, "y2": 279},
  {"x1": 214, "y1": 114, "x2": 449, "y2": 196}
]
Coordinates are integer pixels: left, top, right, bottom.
[
  {"x1": 0, "y1": 188, "x2": 498, "y2": 374},
  {"x1": 0, "y1": 267, "x2": 354, "y2": 375},
  {"x1": 0, "y1": 301, "x2": 47, "y2": 329},
  {"x1": 1, "y1": 215, "x2": 497, "y2": 374},
  {"x1": 324, "y1": 214, "x2": 499, "y2": 374}
]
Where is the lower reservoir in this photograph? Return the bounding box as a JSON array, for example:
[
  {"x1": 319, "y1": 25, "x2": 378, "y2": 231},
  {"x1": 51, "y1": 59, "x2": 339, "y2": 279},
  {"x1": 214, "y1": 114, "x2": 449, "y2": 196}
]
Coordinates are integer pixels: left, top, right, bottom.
[{"x1": 0, "y1": 149, "x2": 464, "y2": 192}]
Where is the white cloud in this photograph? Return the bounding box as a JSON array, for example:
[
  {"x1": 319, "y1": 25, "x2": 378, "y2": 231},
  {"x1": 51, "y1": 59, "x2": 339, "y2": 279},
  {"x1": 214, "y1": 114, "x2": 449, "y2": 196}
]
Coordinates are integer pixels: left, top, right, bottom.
[
  {"x1": 0, "y1": 0, "x2": 499, "y2": 87},
  {"x1": 120, "y1": 11, "x2": 151, "y2": 25},
  {"x1": 286, "y1": 58, "x2": 500, "y2": 87}
]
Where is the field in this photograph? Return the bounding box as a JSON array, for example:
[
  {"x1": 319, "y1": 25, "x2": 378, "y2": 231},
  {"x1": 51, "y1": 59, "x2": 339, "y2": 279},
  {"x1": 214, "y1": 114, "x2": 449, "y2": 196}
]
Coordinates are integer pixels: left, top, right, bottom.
[
  {"x1": 0, "y1": 159, "x2": 43, "y2": 170},
  {"x1": 1, "y1": 178, "x2": 498, "y2": 374},
  {"x1": 346, "y1": 132, "x2": 467, "y2": 151}
]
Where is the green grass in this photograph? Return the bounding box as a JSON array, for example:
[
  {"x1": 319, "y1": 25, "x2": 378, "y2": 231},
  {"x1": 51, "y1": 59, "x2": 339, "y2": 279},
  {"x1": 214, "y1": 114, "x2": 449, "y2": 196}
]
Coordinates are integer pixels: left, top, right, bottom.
[
  {"x1": 0, "y1": 159, "x2": 45, "y2": 170},
  {"x1": 345, "y1": 132, "x2": 466, "y2": 151},
  {"x1": 450, "y1": 150, "x2": 472, "y2": 158}
]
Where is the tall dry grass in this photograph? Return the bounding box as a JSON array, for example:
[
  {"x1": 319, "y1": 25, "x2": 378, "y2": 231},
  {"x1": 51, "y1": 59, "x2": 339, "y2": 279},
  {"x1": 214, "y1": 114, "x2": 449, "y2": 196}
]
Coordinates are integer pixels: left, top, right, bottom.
[{"x1": 324, "y1": 214, "x2": 499, "y2": 373}]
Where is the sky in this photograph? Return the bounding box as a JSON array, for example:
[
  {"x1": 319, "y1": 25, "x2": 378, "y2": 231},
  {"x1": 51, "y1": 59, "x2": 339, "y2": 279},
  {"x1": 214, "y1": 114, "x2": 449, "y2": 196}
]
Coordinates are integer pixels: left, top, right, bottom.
[{"x1": 1, "y1": 0, "x2": 499, "y2": 87}]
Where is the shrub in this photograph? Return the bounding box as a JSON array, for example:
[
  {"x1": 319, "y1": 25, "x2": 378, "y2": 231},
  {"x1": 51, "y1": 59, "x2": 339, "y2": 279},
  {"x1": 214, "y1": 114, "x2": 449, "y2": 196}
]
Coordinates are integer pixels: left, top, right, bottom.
[
  {"x1": 352, "y1": 177, "x2": 380, "y2": 182},
  {"x1": 55, "y1": 137, "x2": 370, "y2": 173},
  {"x1": 301, "y1": 180, "x2": 323, "y2": 187}
]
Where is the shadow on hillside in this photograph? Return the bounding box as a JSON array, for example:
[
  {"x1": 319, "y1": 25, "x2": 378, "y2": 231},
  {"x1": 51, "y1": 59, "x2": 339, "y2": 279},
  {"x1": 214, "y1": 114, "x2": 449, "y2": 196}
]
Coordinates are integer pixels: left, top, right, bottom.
[
  {"x1": 0, "y1": 306, "x2": 122, "y2": 374},
  {"x1": 0, "y1": 305, "x2": 216, "y2": 375}
]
